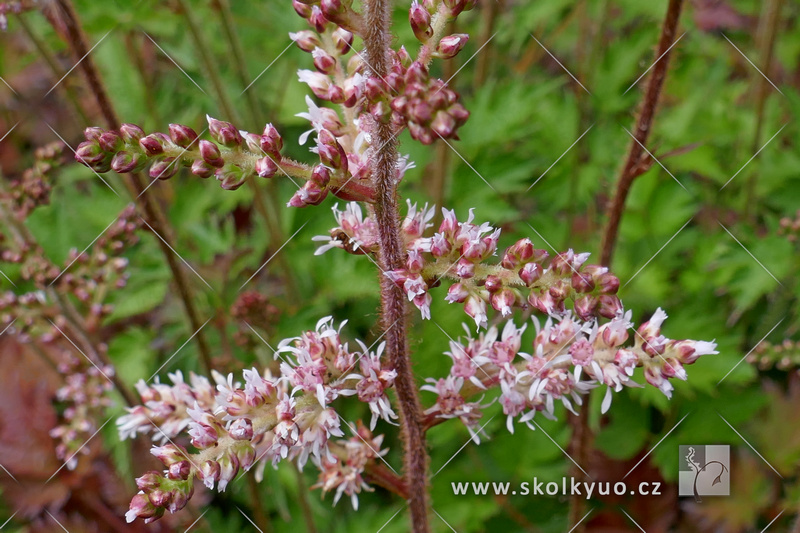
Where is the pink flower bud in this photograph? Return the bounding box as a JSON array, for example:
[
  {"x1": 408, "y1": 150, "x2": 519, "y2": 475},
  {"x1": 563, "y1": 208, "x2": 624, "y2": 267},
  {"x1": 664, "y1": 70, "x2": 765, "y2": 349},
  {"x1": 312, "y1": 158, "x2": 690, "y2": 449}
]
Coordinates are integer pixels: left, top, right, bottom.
[
  {"x1": 311, "y1": 165, "x2": 331, "y2": 187},
  {"x1": 317, "y1": 130, "x2": 346, "y2": 170},
  {"x1": 167, "y1": 484, "x2": 193, "y2": 513},
  {"x1": 445, "y1": 282, "x2": 469, "y2": 303},
  {"x1": 135, "y1": 471, "x2": 163, "y2": 492},
  {"x1": 289, "y1": 30, "x2": 321, "y2": 52},
  {"x1": 661, "y1": 358, "x2": 686, "y2": 380},
  {"x1": 410, "y1": 1, "x2": 433, "y2": 41},
  {"x1": 75, "y1": 141, "x2": 106, "y2": 166},
  {"x1": 167, "y1": 460, "x2": 192, "y2": 480},
  {"x1": 312, "y1": 47, "x2": 337, "y2": 74},
  {"x1": 464, "y1": 294, "x2": 488, "y2": 328},
  {"x1": 168, "y1": 124, "x2": 198, "y2": 148},
  {"x1": 199, "y1": 140, "x2": 224, "y2": 167},
  {"x1": 151, "y1": 443, "x2": 188, "y2": 467},
  {"x1": 242, "y1": 132, "x2": 262, "y2": 153},
  {"x1": 217, "y1": 454, "x2": 240, "y2": 492},
  {"x1": 119, "y1": 123, "x2": 145, "y2": 144},
  {"x1": 111, "y1": 151, "x2": 142, "y2": 173},
  {"x1": 484, "y1": 275, "x2": 502, "y2": 293},
  {"x1": 255, "y1": 156, "x2": 278, "y2": 178},
  {"x1": 320, "y1": 0, "x2": 343, "y2": 17},
  {"x1": 490, "y1": 288, "x2": 515, "y2": 316},
  {"x1": 191, "y1": 160, "x2": 215, "y2": 178},
  {"x1": 407, "y1": 249, "x2": 425, "y2": 272},
  {"x1": 139, "y1": 134, "x2": 165, "y2": 156},
  {"x1": 84, "y1": 127, "x2": 104, "y2": 142},
  {"x1": 229, "y1": 418, "x2": 254, "y2": 441},
  {"x1": 597, "y1": 272, "x2": 620, "y2": 294},
  {"x1": 288, "y1": 180, "x2": 328, "y2": 207},
  {"x1": 519, "y1": 262, "x2": 543, "y2": 286},
  {"x1": 309, "y1": 6, "x2": 328, "y2": 33},
  {"x1": 431, "y1": 110, "x2": 457, "y2": 138},
  {"x1": 126, "y1": 493, "x2": 162, "y2": 524},
  {"x1": 436, "y1": 34, "x2": 469, "y2": 59},
  {"x1": 574, "y1": 295, "x2": 597, "y2": 320},
  {"x1": 199, "y1": 460, "x2": 220, "y2": 490},
  {"x1": 149, "y1": 157, "x2": 179, "y2": 180},
  {"x1": 207, "y1": 115, "x2": 242, "y2": 147},
  {"x1": 571, "y1": 271, "x2": 595, "y2": 293},
  {"x1": 292, "y1": 0, "x2": 312, "y2": 18},
  {"x1": 332, "y1": 28, "x2": 354, "y2": 54},
  {"x1": 455, "y1": 257, "x2": 475, "y2": 278},
  {"x1": 261, "y1": 124, "x2": 283, "y2": 158},
  {"x1": 216, "y1": 165, "x2": 247, "y2": 190},
  {"x1": 98, "y1": 131, "x2": 123, "y2": 152}
]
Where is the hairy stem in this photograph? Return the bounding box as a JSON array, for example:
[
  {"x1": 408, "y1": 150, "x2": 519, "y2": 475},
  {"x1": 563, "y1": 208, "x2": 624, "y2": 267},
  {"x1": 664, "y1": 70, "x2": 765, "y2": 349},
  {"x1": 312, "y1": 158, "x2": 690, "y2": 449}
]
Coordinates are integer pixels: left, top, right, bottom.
[
  {"x1": 52, "y1": 0, "x2": 214, "y2": 371},
  {"x1": 599, "y1": 0, "x2": 684, "y2": 268},
  {"x1": 364, "y1": 1, "x2": 430, "y2": 531}
]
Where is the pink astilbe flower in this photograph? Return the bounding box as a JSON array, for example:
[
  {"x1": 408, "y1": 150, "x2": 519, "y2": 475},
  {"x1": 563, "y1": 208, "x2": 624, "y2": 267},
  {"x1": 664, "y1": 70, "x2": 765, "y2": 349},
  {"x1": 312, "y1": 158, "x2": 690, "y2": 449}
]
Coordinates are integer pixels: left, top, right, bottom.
[
  {"x1": 423, "y1": 309, "x2": 717, "y2": 435},
  {"x1": 121, "y1": 318, "x2": 397, "y2": 523}
]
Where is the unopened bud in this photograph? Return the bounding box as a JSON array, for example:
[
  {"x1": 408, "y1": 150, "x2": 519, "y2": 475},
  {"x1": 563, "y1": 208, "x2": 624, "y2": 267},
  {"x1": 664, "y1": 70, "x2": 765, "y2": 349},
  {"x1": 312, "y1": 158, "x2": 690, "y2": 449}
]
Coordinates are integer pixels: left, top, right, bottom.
[
  {"x1": 289, "y1": 30, "x2": 321, "y2": 52},
  {"x1": 436, "y1": 34, "x2": 469, "y2": 59},
  {"x1": 207, "y1": 115, "x2": 242, "y2": 147},
  {"x1": 119, "y1": 123, "x2": 145, "y2": 144},
  {"x1": 255, "y1": 156, "x2": 278, "y2": 178},
  {"x1": 410, "y1": 1, "x2": 432, "y2": 42},
  {"x1": 199, "y1": 140, "x2": 224, "y2": 167},
  {"x1": 168, "y1": 124, "x2": 198, "y2": 148},
  {"x1": 149, "y1": 157, "x2": 179, "y2": 180}
]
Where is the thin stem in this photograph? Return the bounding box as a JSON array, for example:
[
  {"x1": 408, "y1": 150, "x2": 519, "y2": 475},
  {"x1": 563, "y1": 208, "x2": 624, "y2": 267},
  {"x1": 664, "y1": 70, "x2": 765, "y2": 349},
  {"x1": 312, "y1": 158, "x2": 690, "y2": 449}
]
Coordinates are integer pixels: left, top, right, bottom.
[
  {"x1": 52, "y1": 0, "x2": 214, "y2": 372},
  {"x1": 364, "y1": 1, "x2": 430, "y2": 532},
  {"x1": 293, "y1": 464, "x2": 318, "y2": 533},
  {"x1": 174, "y1": 0, "x2": 299, "y2": 299},
  {"x1": 599, "y1": 0, "x2": 684, "y2": 268},
  {"x1": 212, "y1": 0, "x2": 263, "y2": 128},
  {"x1": 15, "y1": 13, "x2": 89, "y2": 124},
  {"x1": 246, "y1": 475, "x2": 274, "y2": 533},
  {"x1": 743, "y1": 0, "x2": 783, "y2": 218}
]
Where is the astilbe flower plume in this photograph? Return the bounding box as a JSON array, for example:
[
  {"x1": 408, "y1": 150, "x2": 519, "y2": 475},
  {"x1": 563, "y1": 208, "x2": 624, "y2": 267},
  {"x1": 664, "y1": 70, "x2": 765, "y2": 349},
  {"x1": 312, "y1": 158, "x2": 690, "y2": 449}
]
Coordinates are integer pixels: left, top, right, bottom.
[
  {"x1": 315, "y1": 203, "x2": 623, "y2": 326},
  {"x1": 119, "y1": 317, "x2": 398, "y2": 523}
]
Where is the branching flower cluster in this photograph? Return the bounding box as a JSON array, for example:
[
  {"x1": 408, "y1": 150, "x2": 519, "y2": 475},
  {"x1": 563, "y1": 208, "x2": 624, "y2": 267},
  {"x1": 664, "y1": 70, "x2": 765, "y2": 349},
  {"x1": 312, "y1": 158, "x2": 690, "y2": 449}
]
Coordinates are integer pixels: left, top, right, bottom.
[{"x1": 119, "y1": 317, "x2": 396, "y2": 522}]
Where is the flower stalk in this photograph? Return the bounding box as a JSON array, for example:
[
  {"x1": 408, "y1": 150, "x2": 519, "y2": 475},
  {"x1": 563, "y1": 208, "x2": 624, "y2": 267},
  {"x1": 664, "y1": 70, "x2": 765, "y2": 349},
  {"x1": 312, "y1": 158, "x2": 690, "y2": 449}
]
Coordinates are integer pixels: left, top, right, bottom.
[{"x1": 364, "y1": 0, "x2": 430, "y2": 530}]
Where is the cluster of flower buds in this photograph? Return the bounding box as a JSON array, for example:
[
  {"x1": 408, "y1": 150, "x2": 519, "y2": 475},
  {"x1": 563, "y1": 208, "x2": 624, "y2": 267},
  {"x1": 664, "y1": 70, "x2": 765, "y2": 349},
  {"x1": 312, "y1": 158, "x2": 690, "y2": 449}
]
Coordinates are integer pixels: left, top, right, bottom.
[
  {"x1": 0, "y1": 203, "x2": 139, "y2": 343},
  {"x1": 316, "y1": 203, "x2": 622, "y2": 327},
  {"x1": 779, "y1": 210, "x2": 800, "y2": 243},
  {"x1": 0, "y1": 142, "x2": 62, "y2": 219},
  {"x1": 75, "y1": 115, "x2": 380, "y2": 207},
  {"x1": 121, "y1": 317, "x2": 398, "y2": 523},
  {"x1": 314, "y1": 422, "x2": 389, "y2": 509},
  {"x1": 747, "y1": 338, "x2": 800, "y2": 374},
  {"x1": 424, "y1": 309, "x2": 718, "y2": 435},
  {"x1": 49, "y1": 352, "x2": 115, "y2": 470},
  {"x1": 384, "y1": 50, "x2": 470, "y2": 144}
]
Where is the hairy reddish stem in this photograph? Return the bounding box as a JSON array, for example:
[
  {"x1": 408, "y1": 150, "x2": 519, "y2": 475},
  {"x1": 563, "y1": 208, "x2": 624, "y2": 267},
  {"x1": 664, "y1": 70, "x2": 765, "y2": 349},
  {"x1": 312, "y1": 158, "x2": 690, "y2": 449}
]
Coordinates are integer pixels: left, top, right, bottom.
[
  {"x1": 599, "y1": 0, "x2": 684, "y2": 268},
  {"x1": 364, "y1": 1, "x2": 430, "y2": 531}
]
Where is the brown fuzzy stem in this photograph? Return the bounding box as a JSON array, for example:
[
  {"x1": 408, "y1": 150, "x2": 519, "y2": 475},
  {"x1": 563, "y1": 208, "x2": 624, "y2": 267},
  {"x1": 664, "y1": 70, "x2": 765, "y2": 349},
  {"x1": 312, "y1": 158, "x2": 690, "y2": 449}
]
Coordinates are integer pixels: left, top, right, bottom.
[
  {"x1": 599, "y1": 0, "x2": 684, "y2": 268},
  {"x1": 364, "y1": 1, "x2": 430, "y2": 531},
  {"x1": 52, "y1": 0, "x2": 214, "y2": 372}
]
